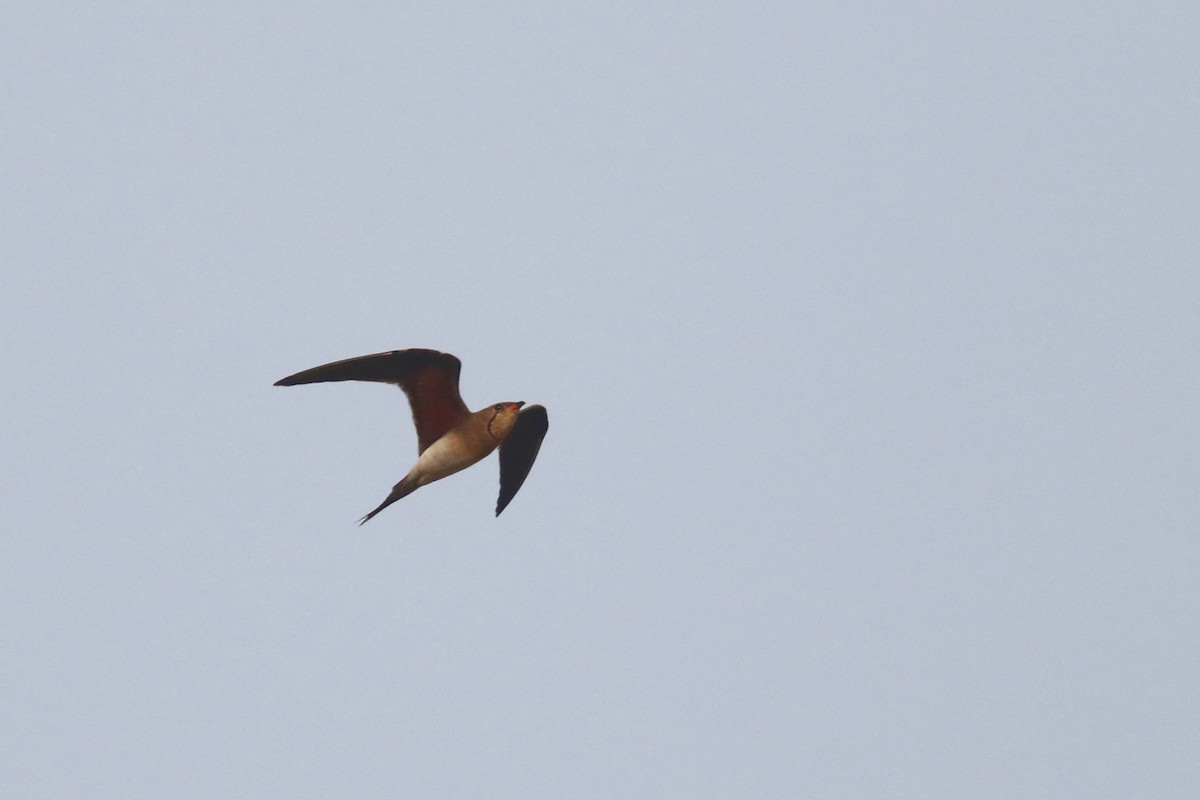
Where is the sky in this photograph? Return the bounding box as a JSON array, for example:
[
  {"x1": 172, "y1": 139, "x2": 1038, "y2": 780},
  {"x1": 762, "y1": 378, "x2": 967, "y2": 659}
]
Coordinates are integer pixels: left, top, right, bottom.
[{"x1": 3, "y1": 2, "x2": 1198, "y2": 798}]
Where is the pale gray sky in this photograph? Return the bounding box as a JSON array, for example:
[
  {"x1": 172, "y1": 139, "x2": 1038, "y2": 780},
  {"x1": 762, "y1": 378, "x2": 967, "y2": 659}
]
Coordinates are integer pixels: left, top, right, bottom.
[{"x1": 3, "y1": 2, "x2": 1198, "y2": 798}]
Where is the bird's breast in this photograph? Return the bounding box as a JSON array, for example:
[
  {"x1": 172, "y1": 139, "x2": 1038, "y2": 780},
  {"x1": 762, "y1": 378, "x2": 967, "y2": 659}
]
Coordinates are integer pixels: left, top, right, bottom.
[{"x1": 411, "y1": 426, "x2": 498, "y2": 485}]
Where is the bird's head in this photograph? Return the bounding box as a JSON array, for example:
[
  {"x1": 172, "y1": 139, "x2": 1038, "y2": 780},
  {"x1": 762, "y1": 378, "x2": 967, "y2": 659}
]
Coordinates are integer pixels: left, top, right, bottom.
[{"x1": 484, "y1": 401, "x2": 525, "y2": 442}]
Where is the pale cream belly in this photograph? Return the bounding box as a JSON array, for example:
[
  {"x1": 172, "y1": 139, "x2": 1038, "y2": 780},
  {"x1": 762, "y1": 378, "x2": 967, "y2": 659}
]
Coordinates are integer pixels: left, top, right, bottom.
[{"x1": 408, "y1": 432, "x2": 498, "y2": 487}]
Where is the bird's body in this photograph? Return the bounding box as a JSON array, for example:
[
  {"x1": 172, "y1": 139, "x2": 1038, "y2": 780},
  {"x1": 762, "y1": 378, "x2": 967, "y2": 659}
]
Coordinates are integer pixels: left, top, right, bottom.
[{"x1": 274, "y1": 348, "x2": 548, "y2": 522}]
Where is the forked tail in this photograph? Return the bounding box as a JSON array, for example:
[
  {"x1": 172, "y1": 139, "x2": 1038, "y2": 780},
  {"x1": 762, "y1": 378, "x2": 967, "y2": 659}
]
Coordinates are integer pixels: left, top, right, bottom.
[{"x1": 358, "y1": 476, "x2": 418, "y2": 525}]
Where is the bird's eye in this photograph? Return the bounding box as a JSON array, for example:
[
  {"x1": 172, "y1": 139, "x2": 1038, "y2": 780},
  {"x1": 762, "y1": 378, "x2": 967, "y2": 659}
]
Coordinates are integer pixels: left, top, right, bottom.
[{"x1": 493, "y1": 404, "x2": 504, "y2": 412}]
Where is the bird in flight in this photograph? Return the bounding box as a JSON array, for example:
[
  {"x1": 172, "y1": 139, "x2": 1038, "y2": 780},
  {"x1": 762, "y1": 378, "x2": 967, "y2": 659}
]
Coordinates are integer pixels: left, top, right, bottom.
[{"x1": 275, "y1": 348, "x2": 549, "y2": 523}]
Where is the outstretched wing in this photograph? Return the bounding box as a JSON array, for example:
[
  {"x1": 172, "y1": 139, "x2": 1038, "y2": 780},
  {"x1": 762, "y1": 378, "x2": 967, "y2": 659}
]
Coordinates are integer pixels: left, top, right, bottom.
[
  {"x1": 495, "y1": 404, "x2": 549, "y2": 516},
  {"x1": 275, "y1": 349, "x2": 471, "y2": 454}
]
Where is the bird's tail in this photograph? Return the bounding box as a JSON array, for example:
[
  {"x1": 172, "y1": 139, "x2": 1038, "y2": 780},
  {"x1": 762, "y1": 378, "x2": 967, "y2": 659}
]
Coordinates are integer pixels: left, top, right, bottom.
[{"x1": 358, "y1": 476, "x2": 418, "y2": 525}]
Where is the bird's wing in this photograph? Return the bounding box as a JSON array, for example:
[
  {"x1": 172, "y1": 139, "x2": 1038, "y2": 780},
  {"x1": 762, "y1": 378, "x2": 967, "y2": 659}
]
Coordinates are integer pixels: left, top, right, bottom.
[
  {"x1": 495, "y1": 404, "x2": 549, "y2": 516},
  {"x1": 275, "y1": 349, "x2": 471, "y2": 453}
]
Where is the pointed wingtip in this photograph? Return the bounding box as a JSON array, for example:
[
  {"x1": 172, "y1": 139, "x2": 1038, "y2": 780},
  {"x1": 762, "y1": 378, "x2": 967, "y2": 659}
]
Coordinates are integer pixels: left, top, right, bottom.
[{"x1": 494, "y1": 404, "x2": 547, "y2": 518}]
